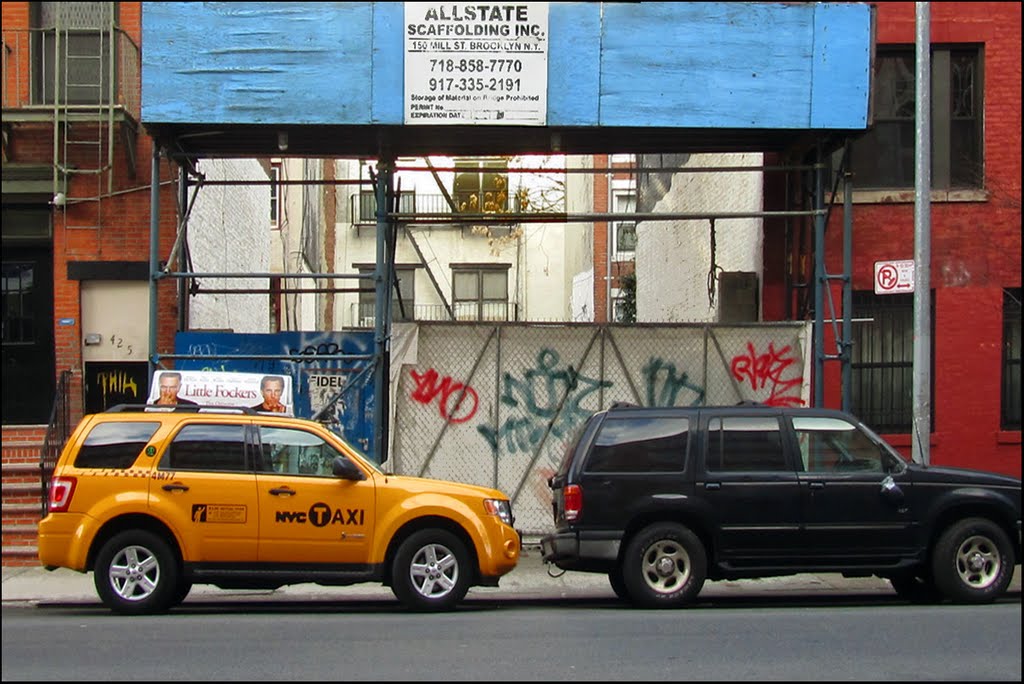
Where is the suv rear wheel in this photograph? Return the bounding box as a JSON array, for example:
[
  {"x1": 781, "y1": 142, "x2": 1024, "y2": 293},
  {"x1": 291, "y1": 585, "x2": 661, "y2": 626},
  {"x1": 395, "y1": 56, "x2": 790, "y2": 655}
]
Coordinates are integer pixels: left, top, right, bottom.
[
  {"x1": 94, "y1": 530, "x2": 178, "y2": 615},
  {"x1": 391, "y1": 529, "x2": 471, "y2": 612},
  {"x1": 931, "y1": 517, "x2": 1014, "y2": 604},
  {"x1": 621, "y1": 523, "x2": 706, "y2": 608}
]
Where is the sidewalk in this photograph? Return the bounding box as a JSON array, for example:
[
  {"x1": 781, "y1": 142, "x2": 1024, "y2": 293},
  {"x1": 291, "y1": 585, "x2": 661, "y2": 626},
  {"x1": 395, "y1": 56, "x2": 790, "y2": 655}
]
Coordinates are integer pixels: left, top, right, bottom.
[{"x1": 9, "y1": 544, "x2": 1016, "y2": 606}]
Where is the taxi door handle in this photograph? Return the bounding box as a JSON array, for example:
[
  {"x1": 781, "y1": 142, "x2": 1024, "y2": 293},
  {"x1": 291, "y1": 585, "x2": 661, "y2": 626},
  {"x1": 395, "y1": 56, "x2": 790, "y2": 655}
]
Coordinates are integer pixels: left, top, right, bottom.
[
  {"x1": 162, "y1": 483, "x2": 189, "y2": 492},
  {"x1": 269, "y1": 487, "x2": 296, "y2": 496}
]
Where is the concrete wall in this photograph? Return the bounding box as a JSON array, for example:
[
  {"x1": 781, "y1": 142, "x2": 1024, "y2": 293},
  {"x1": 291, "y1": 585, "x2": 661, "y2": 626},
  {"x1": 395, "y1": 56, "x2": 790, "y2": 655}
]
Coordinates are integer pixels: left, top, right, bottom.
[
  {"x1": 187, "y1": 159, "x2": 272, "y2": 333},
  {"x1": 636, "y1": 153, "x2": 764, "y2": 322}
]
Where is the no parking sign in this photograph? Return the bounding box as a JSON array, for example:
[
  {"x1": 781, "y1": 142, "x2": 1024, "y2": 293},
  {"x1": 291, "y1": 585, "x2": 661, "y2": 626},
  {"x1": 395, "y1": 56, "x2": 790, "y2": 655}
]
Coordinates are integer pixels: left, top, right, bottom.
[{"x1": 874, "y1": 259, "x2": 915, "y2": 295}]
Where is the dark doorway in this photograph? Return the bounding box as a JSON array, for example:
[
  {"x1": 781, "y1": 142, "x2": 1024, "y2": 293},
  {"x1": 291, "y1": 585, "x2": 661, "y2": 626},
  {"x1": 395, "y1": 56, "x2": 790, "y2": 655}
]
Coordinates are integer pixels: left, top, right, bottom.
[{"x1": 2, "y1": 244, "x2": 56, "y2": 424}]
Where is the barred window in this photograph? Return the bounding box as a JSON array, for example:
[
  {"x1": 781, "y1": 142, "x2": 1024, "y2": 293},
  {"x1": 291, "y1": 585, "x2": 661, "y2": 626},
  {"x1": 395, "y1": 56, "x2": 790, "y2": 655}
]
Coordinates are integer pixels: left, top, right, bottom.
[
  {"x1": 1003, "y1": 288, "x2": 1022, "y2": 431},
  {"x1": 851, "y1": 291, "x2": 934, "y2": 433}
]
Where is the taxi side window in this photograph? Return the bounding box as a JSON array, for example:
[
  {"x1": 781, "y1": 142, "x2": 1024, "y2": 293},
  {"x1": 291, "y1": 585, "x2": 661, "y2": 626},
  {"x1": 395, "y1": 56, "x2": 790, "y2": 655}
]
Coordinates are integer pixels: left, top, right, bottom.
[
  {"x1": 258, "y1": 426, "x2": 343, "y2": 477},
  {"x1": 162, "y1": 424, "x2": 248, "y2": 472},
  {"x1": 75, "y1": 421, "x2": 161, "y2": 469}
]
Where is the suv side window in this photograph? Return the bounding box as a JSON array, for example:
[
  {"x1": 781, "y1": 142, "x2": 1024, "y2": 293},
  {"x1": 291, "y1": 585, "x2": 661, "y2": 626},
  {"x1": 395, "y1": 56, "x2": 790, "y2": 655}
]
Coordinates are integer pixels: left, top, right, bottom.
[
  {"x1": 74, "y1": 422, "x2": 161, "y2": 469},
  {"x1": 162, "y1": 424, "x2": 248, "y2": 472},
  {"x1": 584, "y1": 416, "x2": 689, "y2": 473},
  {"x1": 258, "y1": 426, "x2": 344, "y2": 476},
  {"x1": 791, "y1": 416, "x2": 885, "y2": 473},
  {"x1": 706, "y1": 416, "x2": 786, "y2": 472}
]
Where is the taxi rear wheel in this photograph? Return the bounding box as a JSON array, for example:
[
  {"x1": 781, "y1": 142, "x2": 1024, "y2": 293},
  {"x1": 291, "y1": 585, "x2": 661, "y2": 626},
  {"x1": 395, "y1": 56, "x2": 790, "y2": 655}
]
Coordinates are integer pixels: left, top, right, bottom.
[
  {"x1": 391, "y1": 529, "x2": 471, "y2": 612},
  {"x1": 94, "y1": 529, "x2": 178, "y2": 615}
]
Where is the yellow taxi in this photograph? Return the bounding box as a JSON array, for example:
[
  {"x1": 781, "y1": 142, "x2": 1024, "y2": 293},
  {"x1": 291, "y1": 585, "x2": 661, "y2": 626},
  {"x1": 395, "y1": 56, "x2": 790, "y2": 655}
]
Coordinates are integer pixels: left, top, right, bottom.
[{"x1": 38, "y1": 405, "x2": 520, "y2": 614}]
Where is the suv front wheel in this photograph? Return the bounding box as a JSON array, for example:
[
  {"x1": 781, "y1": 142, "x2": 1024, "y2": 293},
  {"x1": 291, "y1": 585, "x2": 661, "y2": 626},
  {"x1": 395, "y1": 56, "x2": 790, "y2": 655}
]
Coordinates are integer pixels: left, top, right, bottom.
[
  {"x1": 93, "y1": 529, "x2": 179, "y2": 615},
  {"x1": 391, "y1": 529, "x2": 471, "y2": 612},
  {"x1": 931, "y1": 517, "x2": 1015, "y2": 604},
  {"x1": 621, "y1": 523, "x2": 707, "y2": 608}
]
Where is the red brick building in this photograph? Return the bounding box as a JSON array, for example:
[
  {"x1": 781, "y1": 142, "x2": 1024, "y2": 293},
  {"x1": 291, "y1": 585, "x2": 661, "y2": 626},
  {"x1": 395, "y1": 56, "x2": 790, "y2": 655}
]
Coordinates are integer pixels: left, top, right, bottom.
[
  {"x1": 766, "y1": 2, "x2": 1021, "y2": 477},
  {"x1": 2, "y1": 1, "x2": 183, "y2": 562}
]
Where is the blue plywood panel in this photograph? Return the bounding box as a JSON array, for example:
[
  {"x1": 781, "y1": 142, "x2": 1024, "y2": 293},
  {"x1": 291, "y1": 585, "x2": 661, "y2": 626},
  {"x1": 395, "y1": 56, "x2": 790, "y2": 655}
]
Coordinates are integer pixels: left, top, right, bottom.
[
  {"x1": 547, "y1": 2, "x2": 601, "y2": 126},
  {"x1": 142, "y1": 1, "x2": 872, "y2": 131},
  {"x1": 811, "y1": 3, "x2": 872, "y2": 128},
  {"x1": 142, "y1": 2, "x2": 375, "y2": 124}
]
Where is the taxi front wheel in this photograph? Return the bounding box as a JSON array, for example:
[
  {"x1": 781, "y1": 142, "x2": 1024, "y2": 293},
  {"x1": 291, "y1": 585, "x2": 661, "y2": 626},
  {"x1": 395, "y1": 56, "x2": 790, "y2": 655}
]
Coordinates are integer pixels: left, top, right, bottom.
[
  {"x1": 391, "y1": 529, "x2": 471, "y2": 612},
  {"x1": 94, "y1": 529, "x2": 178, "y2": 615}
]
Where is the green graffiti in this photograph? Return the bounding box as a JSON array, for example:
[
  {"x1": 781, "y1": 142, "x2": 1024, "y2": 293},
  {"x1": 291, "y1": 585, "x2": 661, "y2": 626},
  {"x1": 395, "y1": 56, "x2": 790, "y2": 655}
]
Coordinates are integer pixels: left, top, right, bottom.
[
  {"x1": 478, "y1": 349, "x2": 611, "y2": 454},
  {"x1": 643, "y1": 357, "x2": 705, "y2": 407}
]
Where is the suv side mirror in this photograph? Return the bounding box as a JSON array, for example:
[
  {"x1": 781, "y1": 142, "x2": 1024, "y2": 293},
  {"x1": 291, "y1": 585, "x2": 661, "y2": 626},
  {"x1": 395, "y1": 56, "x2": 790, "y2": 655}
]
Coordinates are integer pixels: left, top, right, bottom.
[{"x1": 333, "y1": 456, "x2": 367, "y2": 481}]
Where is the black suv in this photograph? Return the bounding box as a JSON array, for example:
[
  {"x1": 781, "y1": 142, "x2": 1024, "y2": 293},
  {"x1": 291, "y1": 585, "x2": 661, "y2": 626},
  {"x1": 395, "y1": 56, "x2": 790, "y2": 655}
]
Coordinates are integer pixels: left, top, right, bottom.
[{"x1": 541, "y1": 403, "x2": 1021, "y2": 607}]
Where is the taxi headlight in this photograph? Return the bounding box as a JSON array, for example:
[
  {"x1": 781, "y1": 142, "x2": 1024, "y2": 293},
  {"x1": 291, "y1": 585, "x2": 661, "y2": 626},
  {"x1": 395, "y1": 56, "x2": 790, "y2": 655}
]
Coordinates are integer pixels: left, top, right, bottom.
[{"x1": 483, "y1": 498, "x2": 514, "y2": 526}]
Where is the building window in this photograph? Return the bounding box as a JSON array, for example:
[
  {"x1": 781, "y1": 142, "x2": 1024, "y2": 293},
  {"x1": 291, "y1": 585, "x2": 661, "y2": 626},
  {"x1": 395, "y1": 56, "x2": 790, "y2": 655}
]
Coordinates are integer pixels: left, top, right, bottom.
[
  {"x1": 32, "y1": 2, "x2": 116, "y2": 106},
  {"x1": 850, "y1": 46, "x2": 982, "y2": 190},
  {"x1": 270, "y1": 165, "x2": 281, "y2": 228},
  {"x1": 358, "y1": 266, "x2": 416, "y2": 325},
  {"x1": 453, "y1": 159, "x2": 509, "y2": 213},
  {"x1": 851, "y1": 291, "x2": 934, "y2": 434},
  {"x1": 452, "y1": 266, "x2": 509, "y2": 321},
  {"x1": 1002, "y1": 288, "x2": 1022, "y2": 431},
  {"x1": 611, "y1": 187, "x2": 637, "y2": 259}
]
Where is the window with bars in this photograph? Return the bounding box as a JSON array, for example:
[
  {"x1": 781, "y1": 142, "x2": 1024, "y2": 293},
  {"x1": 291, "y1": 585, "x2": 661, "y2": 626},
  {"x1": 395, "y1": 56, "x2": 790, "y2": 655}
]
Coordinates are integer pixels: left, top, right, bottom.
[
  {"x1": 849, "y1": 46, "x2": 983, "y2": 189},
  {"x1": 1002, "y1": 288, "x2": 1022, "y2": 431},
  {"x1": 452, "y1": 266, "x2": 509, "y2": 321},
  {"x1": 850, "y1": 291, "x2": 934, "y2": 433}
]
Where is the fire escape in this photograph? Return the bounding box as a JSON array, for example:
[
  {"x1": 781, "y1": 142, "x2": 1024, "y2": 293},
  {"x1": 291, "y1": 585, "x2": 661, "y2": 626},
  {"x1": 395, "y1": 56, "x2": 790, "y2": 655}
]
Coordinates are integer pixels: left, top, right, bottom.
[{"x1": 2, "y1": 1, "x2": 140, "y2": 217}]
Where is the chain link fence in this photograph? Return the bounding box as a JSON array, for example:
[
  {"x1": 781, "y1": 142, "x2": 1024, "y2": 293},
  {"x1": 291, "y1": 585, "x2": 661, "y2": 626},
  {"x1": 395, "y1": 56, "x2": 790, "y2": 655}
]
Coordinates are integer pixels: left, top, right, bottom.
[{"x1": 391, "y1": 321, "x2": 811, "y2": 537}]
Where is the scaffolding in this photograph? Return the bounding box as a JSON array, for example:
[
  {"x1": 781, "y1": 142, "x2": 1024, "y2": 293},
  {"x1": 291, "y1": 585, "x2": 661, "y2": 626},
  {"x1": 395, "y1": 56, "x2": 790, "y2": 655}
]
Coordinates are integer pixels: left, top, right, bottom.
[{"x1": 148, "y1": 144, "x2": 856, "y2": 465}]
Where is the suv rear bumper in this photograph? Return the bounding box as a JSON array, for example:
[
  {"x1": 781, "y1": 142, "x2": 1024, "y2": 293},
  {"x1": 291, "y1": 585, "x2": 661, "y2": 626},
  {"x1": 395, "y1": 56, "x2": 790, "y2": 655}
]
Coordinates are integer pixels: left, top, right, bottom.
[{"x1": 540, "y1": 530, "x2": 622, "y2": 571}]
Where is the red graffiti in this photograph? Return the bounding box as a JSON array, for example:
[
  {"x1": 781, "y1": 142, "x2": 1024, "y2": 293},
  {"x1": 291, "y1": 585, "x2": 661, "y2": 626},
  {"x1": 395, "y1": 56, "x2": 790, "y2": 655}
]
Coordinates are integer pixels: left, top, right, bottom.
[
  {"x1": 730, "y1": 342, "x2": 805, "y2": 407},
  {"x1": 409, "y1": 368, "x2": 479, "y2": 423}
]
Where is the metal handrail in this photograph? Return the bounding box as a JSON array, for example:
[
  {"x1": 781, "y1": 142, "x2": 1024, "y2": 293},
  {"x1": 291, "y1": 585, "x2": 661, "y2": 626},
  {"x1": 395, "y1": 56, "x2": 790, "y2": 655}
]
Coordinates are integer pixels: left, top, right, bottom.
[{"x1": 39, "y1": 370, "x2": 72, "y2": 517}]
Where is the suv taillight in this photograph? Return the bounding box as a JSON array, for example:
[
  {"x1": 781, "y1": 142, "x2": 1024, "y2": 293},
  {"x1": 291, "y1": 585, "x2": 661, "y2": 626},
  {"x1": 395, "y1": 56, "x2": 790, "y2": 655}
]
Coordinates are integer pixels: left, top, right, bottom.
[
  {"x1": 47, "y1": 476, "x2": 77, "y2": 513},
  {"x1": 563, "y1": 484, "x2": 582, "y2": 523}
]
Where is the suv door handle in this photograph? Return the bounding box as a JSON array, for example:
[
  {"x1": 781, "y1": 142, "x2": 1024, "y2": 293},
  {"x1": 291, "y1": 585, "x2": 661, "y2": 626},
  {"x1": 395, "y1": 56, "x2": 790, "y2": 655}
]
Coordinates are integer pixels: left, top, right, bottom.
[
  {"x1": 269, "y1": 487, "x2": 296, "y2": 496},
  {"x1": 705, "y1": 482, "x2": 721, "y2": 490},
  {"x1": 809, "y1": 482, "x2": 825, "y2": 490},
  {"x1": 162, "y1": 483, "x2": 189, "y2": 492}
]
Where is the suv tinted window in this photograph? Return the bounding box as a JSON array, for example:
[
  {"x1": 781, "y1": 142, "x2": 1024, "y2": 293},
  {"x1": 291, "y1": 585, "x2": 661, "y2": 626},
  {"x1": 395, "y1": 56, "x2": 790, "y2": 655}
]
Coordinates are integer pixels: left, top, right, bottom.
[
  {"x1": 706, "y1": 416, "x2": 786, "y2": 472},
  {"x1": 585, "y1": 416, "x2": 689, "y2": 473},
  {"x1": 74, "y1": 422, "x2": 161, "y2": 469},
  {"x1": 258, "y1": 426, "x2": 344, "y2": 476},
  {"x1": 162, "y1": 424, "x2": 248, "y2": 472},
  {"x1": 792, "y1": 416, "x2": 884, "y2": 473}
]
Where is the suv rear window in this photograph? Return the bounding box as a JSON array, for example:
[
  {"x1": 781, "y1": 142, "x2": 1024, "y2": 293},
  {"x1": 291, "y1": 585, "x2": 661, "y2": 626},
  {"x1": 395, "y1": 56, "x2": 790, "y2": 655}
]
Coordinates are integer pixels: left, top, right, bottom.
[
  {"x1": 162, "y1": 424, "x2": 248, "y2": 472},
  {"x1": 584, "y1": 416, "x2": 689, "y2": 473},
  {"x1": 74, "y1": 422, "x2": 161, "y2": 469}
]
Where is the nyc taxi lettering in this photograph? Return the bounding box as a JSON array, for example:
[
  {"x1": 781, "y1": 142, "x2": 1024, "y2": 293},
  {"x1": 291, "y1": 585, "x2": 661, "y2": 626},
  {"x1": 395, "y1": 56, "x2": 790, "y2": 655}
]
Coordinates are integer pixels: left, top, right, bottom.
[
  {"x1": 275, "y1": 502, "x2": 365, "y2": 527},
  {"x1": 152, "y1": 470, "x2": 176, "y2": 481}
]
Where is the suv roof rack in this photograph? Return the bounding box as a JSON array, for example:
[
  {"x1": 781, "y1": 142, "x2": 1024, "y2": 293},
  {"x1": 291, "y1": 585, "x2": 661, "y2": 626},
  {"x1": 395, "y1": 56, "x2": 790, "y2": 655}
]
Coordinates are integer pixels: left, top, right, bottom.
[{"x1": 106, "y1": 404, "x2": 260, "y2": 415}]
